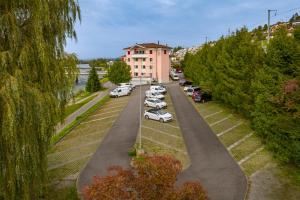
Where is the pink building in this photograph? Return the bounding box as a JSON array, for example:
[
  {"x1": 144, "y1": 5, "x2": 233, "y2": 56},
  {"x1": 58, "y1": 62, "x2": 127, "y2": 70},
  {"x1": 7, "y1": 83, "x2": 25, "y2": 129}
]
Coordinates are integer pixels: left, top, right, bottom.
[{"x1": 123, "y1": 43, "x2": 171, "y2": 83}]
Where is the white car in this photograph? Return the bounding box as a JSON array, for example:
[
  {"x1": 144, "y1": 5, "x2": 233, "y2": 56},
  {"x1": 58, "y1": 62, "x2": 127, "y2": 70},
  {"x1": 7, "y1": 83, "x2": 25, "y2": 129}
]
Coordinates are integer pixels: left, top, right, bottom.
[
  {"x1": 145, "y1": 90, "x2": 164, "y2": 100},
  {"x1": 184, "y1": 85, "x2": 193, "y2": 92},
  {"x1": 150, "y1": 85, "x2": 167, "y2": 94},
  {"x1": 110, "y1": 87, "x2": 130, "y2": 97},
  {"x1": 144, "y1": 109, "x2": 173, "y2": 123},
  {"x1": 144, "y1": 98, "x2": 167, "y2": 109},
  {"x1": 120, "y1": 83, "x2": 135, "y2": 90}
]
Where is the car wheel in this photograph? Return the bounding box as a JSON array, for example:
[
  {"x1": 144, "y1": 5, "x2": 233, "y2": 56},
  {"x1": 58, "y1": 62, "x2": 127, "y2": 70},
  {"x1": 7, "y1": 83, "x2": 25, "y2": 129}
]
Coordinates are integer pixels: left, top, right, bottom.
[
  {"x1": 159, "y1": 118, "x2": 164, "y2": 123},
  {"x1": 156, "y1": 105, "x2": 160, "y2": 109},
  {"x1": 145, "y1": 115, "x2": 149, "y2": 120},
  {"x1": 145, "y1": 103, "x2": 149, "y2": 107}
]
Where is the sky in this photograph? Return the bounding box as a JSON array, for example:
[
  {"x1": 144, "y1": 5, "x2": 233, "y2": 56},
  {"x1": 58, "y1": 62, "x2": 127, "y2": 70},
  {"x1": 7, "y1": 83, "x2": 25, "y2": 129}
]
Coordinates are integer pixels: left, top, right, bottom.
[{"x1": 65, "y1": 0, "x2": 300, "y2": 59}]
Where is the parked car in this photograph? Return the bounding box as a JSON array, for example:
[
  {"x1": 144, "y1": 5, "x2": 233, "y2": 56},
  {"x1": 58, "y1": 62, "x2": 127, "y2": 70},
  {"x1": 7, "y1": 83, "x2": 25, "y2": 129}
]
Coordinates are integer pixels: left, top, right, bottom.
[
  {"x1": 192, "y1": 90, "x2": 201, "y2": 100},
  {"x1": 120, "y1": 82, "x2": 135, "y2": 90},
  {"x1": 193, "y1": 91, "x2": 213, "y2": 103},
  {"x1": 183, "y1": 84, "x2": 196, "y2": 92},
  {"x1": 145, "y1": 90, "x2": 164, "y2": 100},
  {"x1": 186, "y1": 86, "x2": 201, "y2": 96},
  {"x1": 150, "y1": 85, "x2": 167, "y2": 94},
  {"x1": 179, "y1": 80, "x2": 193, "y2": 86},
  {"x1": 176, "y1": 68, "x2": 182, "y2": 73},
  {"x1": 193, "y1": 93, "x2": 202, "y2": 102},
  {"x1": 144, "y1": 109, "x2": 173, "y2": 123},
  {"x1": 170, "y1": 71, "x2": 179, "y2": 81},
  {"x1": 144, "y1": 98, "x2": 167, "y2": 109},
  {"x1": 110, "y1": 87, "x2": 130, "y2": 97}
]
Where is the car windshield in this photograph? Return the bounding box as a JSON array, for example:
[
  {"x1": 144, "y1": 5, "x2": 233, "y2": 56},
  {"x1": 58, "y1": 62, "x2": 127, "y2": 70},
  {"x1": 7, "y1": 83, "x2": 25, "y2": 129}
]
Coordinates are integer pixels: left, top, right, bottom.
[
  {"x1": 157, "y1": 110, "x2": 167, "y2": 115},
  {"x1": 187, "y1": 89, "x2": 193, "y2": 92},
  {"x1": 154, "y1": 99, "x2": 161, "y2": 103},
  {"x1": 153, "y1": 92, "x2": 160, "y2": 95}
]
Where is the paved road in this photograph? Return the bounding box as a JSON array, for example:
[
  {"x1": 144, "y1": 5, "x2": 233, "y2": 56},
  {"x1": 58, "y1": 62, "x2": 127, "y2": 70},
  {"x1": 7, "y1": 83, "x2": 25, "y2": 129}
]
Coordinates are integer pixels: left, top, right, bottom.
[
  {"x1": 56, "y1": 82, "x2": 114, "y2": 133},
  {"x1": 77, "y1": 86, "x2": 145, "y2": 194},
  {"x1": 168, "y1": 84, "x2": 247, "y2": 200}
]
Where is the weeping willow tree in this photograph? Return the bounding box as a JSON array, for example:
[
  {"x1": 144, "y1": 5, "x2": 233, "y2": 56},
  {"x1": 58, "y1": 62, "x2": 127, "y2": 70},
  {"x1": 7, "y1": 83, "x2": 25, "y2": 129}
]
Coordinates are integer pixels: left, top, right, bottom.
[{"x1": 0, "y1": 1, "x2": 81, "y2": 199}]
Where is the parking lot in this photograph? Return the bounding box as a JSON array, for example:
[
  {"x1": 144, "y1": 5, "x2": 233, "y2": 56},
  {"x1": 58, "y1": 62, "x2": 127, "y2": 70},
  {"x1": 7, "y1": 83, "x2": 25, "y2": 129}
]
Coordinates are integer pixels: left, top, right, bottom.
[
  {"x1": 139, "y1": 87, "x2": 190, "y2": 168},
  {"x1": 185, "y1": 94, "x2": 273, "y2": 176},
  {"x1": 47, "y1": 95, "x2": 131, "y2": 185}
]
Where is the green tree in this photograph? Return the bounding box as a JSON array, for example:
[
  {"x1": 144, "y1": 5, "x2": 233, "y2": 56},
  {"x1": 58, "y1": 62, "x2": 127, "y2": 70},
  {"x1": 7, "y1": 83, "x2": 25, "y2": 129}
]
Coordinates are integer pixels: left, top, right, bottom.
[
  {"x1": 86, "y1": 66, "x2": 102, "y2": 92},
  {"x1": 0, "y1": 1, "x2": 80, "y2": 199},
  {"x1": 108, "y1": 61, "x2": 131, "y2": 84},
  {"x1": 89, "y1": 58, "x2": 108, "y2": 70}
]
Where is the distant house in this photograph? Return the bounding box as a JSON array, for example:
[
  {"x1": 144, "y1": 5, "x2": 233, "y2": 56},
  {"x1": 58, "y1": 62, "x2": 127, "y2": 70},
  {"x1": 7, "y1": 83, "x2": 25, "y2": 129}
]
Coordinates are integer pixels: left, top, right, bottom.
[{"x1": 123, "y1": 42, "x2": 171, "y2": 83}]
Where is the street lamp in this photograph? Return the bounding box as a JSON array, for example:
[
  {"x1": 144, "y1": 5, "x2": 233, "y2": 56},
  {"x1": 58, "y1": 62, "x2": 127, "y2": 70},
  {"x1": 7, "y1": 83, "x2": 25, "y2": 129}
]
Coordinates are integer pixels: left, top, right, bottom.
[{"x1": 137, "y1": 60, "x2": 144, "y2": 155}]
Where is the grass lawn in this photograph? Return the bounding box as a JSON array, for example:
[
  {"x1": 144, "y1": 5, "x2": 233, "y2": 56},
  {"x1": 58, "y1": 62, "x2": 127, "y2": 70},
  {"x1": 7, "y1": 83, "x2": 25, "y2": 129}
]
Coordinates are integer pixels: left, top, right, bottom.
[
  {"x1": 64, "y1": 94, "x2": 97, "y2": 118},
  {"x1": 182, "y1": 87, "x2": 300, "y2": 199},
  {"x1": 47, "y1": 95, "x2": 130, "y2": 190}
]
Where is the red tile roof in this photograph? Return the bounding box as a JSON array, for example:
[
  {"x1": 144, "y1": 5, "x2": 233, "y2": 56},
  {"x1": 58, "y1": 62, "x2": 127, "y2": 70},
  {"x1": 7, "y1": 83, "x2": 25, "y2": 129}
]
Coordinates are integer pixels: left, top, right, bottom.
[{"x1": 123, "y1": 43, "x2": 171, "y2": 50}]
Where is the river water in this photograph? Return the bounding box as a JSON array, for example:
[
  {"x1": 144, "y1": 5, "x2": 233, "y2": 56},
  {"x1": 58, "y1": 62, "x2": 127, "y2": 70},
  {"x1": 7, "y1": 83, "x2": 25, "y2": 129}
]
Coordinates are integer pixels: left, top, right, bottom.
[{"x1": 73, "y1": 64, "x2": 103, "y2": 93}]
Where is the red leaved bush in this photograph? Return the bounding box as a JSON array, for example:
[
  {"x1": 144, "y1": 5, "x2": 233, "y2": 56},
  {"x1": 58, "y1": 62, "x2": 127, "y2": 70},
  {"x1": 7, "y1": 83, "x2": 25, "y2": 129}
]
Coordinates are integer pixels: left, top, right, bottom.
[{"x1": 84, "y1": 155, "x2": 209, "y2": 200}]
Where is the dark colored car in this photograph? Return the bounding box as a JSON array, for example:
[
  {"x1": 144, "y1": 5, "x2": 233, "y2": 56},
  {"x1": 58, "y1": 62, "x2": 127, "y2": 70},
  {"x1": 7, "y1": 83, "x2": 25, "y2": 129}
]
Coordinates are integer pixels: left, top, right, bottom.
[
  {"x1": 192, "y1": 90, "x2": 201, "y2": 100},
  {"x1": 179, "y1": 80, "x2": 193, "y2": 86},
  {"x1": 193, "y1": 91, "x2": 212, "y2": 103},
  {"x1": 176, "y1": 68, "x2": 182, "y2": 73}
]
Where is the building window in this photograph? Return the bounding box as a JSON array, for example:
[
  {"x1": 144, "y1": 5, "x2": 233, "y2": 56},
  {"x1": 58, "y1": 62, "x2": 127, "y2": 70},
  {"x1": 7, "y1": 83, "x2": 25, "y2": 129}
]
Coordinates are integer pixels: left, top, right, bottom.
[
  {"x1": 150, "y1": 50, "x2": 152, "y2": 54},
  {"x1": 128, "y1": 51, "x2": 130, "y2": 55},
  {"x1": 134, "y1": 72, "x2": 138, "y2": 77},
  {"x1": 142, "y1": 58, "x2": 146, "y2": 62},
  {"x1": 149, "y1": 65, "x2": 152, "y2": 69},
  {"x1": 150, "y1": 58, "x2": 153, "y2": 62},
  {"x1": 142, "y1": 65, "x2": 146, "y2": 69},
  {"x1": 141, "y1": 73, "x2": 145, "y2": 76},
  {"x1": 134, "y1": 65, "x2": 138, "y2": 69},
  {"x1": 134, "y1": 58, "x2": 138, "y2": 62},
  {"x1": 127, "y1": 58, "x2": 130, "y2": 62},
  {"x1": 164, "y1": 50, "x2": 167, "y2": 54}
]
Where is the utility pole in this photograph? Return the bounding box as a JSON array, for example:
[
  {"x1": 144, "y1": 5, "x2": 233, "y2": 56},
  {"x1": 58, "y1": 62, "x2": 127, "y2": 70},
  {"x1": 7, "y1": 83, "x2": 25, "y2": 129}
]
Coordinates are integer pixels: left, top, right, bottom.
[
  {"x1": 268, "y1": 9, "x2": 277, "y2": 43},
  {"x1": 205, "y1": 36, "x2": 208, "y2": 44}
]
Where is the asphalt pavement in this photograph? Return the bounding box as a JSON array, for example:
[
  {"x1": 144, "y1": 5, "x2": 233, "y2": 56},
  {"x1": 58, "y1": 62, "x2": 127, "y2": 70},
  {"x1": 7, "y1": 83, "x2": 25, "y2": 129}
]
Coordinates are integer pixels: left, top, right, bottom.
[{"x1": 168, "y1": 84, "x2": 247, "y2": 200}]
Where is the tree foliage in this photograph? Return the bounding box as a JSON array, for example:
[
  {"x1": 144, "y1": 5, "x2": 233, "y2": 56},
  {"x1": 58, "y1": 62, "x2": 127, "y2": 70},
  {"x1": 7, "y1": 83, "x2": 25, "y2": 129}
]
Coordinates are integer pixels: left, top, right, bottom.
[
  {"x1": 86, "y1": 66, "x2": 101, "y2": 92},
  {"x1": 88, "y1": 58, "x2": 108, "y2": 69},
  {"x1": 84, "y1": 155, "x2": 208, "y2": 200},
  {"x1": 183, "y1": 27, "x2": 300, "y2": 167},
  {"x1": 0, "y1": 1, "x2": 80, "y2": 199},
  {"x1": 107, "y1": 61, "x2": 131, "y2": 84}
]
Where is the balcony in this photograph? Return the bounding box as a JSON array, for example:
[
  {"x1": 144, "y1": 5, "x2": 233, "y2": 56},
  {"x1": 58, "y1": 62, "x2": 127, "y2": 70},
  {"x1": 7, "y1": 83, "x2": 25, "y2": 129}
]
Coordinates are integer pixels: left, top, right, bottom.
[{"x1": 131, "y1": 54, "x2": 148, "y2": 58}]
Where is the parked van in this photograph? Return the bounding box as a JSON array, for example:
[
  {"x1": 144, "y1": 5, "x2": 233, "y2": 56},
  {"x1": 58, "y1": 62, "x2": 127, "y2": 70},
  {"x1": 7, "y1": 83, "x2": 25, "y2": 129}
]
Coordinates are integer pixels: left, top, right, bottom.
[
  {"x1": 110, "y1": 87, "x2": 130, "y2": 98},
  {"x1": 120, "y1": 83, "x2": 135, "y2": 90}
]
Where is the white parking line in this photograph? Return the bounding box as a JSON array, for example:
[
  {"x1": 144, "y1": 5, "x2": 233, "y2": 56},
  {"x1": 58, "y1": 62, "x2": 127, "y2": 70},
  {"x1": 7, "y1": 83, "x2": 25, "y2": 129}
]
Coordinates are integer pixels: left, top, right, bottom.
[
  {"x1": 238, "y1": 147, "x2": 264, "y2": 165},
  {"x1": 142, "y1": 125, "x2": 181, "y2": 139},
  {"x1": 204, "y1": 110, "x2": 223, "y2": 119},
  {"x1": 91, "y1": 109, "x2": 122, "y2": 117},
  {"x1": 142, "y1": 136, "x2": 187, "y2": 154},
  {"x1": 162, "y1": 123, "x2": 180, "y2": 129},
  {"x1": 100, "y1": 105, "x2": 124, "y2": 111},
  {"x1": 209, "y1": 115, "x2": 232, "y2": 126},
  {"x1": 48, "y1": 153, "x2": 93, "y2": 170},
  {"x1": 105, "y1": 100, "x2": 129, "y2": 107},
  {"x1": 48, "y1": 140, "x2": 101, "y2": 158},
  {"x1": 217, "y1": 122, "x2": 243, "y2": 137},
  {"x1": 227, "y1": 132, "x2": 254, "y2": 150},
  {"x1": 81, "y1": 115, "x2": 118, "y2": 124}
]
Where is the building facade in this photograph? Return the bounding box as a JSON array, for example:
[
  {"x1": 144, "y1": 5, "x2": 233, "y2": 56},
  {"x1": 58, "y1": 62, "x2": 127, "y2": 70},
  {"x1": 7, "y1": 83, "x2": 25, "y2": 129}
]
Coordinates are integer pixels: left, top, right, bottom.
[{"x1": 123, "y1": 43, "x2": 171, "y2": 83}]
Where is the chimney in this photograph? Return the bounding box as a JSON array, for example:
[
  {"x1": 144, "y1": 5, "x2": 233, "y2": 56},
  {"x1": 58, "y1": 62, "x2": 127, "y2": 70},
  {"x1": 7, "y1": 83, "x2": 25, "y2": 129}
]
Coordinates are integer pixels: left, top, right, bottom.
[{"x1": 157, "y1": 40, "x2": 160, "y2": 45}]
